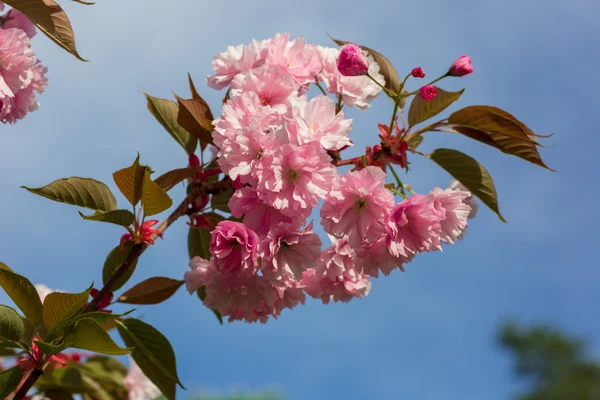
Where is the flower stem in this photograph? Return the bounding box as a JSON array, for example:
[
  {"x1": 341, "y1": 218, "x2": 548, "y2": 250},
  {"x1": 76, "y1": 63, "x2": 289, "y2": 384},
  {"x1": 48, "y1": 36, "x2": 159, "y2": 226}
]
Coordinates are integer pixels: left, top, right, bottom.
[
  {"x1": 314, "y1": 80, "x2": 328, "y2": 96},
  {"x1": 387, "y1": 163, "x2": 406, "y2": 196},
  {"x1": 366, "y1": 72, "x2": 395, "y2": 97},
  {"x1": 335, "y1": 95, "x2": 343, "y2": 114}
]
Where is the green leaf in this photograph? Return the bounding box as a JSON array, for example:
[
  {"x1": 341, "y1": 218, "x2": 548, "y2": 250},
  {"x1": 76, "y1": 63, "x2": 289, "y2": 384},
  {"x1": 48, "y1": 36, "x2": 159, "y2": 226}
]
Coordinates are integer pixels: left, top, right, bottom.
[
  {"x1": 154, "y1": 167, "x2": 200, "y2": 192},
  {"x1": 43, "y1": 286, "x2": 92, "y2": 331},
  {"x1": 113, "y1": 154, "x2": 147, "y2": 207},
  {"x1": 42, "y1": 389, "x2": 76, "y2": 400},
  {"x1": 118, "y1": 277, "x2": 184, "y2": 305},
  {"x1": 0, "y1": 366, "x2": 23, "y2": 398},
  {"x1": 188, "y1": 227, "x2": 211, "y2": 259},
  {"x1": 175, "y1": 74, "x2": 215, "y2": 150},
  {"x1": 142, "y1": 169, "x2": 173, "y2": 216},
  {"x1": 429, "y1": 148, "x2": 505, "y2": 222},
  {"x1": 0, "y1": 305, "x2": 25, "y2": 342},
  {"x1": 408, "y1": 87, "x2": 464, "y2": 127},
  {"x1": 329, "y1": 35, "x2": 402, "y2": 94},
  {"x1": 3, "y1": 0, "x2": 85, "y2": 61},
  {"x1": 22, "y1": 177, "x2": 118, "y2": 212},
  {"x1": 68, "y1": 319, "x2": 130, "y2": 355},
  {"x1": 79, "y1": 209, "x2": 136, "y2": 227},
  {"x1": 37, "y1": 367, "x2": 96, "y2": 394},
  {"x1": 21, "y1": 317, "x2": 35, "y2": 344},
  {"x1": 49, "y1": 310, "x2": 134, "y2": 340},
  {"x1": 448, "y1": 105, "x2": 554, "y2": 170},
  {"x1": 145, "y1": 93, "x2": 197, "y2": 155},
  {"x1": 34, "y1": 340, "x2": 67, "y2": 358},
  {"x1": 0, "y1": 267, "x2": 43, "y2": 327},
  {"x1": 406, "y1": 134, "x2": 424, "y2": 151},
  {"x1": 211, "y1": 186, "x2": 234, "y2": 213},
  {"x1": 117, "y1": 318, "x2": 184, "y2": 400},
  {"x1": 102, "y1": 242, "x2": 139, "y2": 292}
]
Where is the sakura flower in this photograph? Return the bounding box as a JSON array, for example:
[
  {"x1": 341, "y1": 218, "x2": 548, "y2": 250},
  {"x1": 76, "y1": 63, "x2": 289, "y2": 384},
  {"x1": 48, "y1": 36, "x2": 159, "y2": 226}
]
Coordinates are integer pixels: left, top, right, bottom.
[
  {"x1": 265, "y1": 33, "x2": 323, "y2": 86},
  {"x1": 336, "y1": 43, "x2": 369, "y2": 76},
  {"x1": 256, "y1": 142, "x2": 337, "y2": 219},
  {"x1": 429, "y1": 187, "x2": 471, "y2": 244},
  {"x1": 210, "y1": 221, "x2": 259, "y2": 275},
  {"x1": 228, "y1": 187, "x2": 301, "y2": 237},
  {"x1": 261, "y1": 222, "x2": 322, "y2": 281},
  {"x1": 317, "y1": 46, "x2": 384, "y2": 109},
  {"x1": 302, "y1": 236, "x2": 371, "y2": 304},
  {"x1": 449, "y1": 179, "x2": 478, "y2": 219},
  {"x1": 0, "y1": 28, "x2": 34, "y2": 99},
  {"x1": 230, "y1": 64, "x2": 299, "y2": 114},
  {"x1": 285, "y1": 94, "x2": 353, "y2": 151},
  {"x1": 119, "y1": 219, "x2": 163, "y2": 252},
  {"x1": 206, "y1": 40, "x2": 266, "y2": 90},
  {"x1": 1, "y1": 60, "x2": 47, "y2": 124},
  {"x1": 1, "y1": 9, "x2": 36, "y2": 38},
  {"x1": 321, "y1": 166, "x2": 394, "y2": 248},
  {"x1": 356, "y1": 236, "x2": 404, "y2": 278},
  {"x1": 124, "y1": 357, "x2": 161, "y2": 400},
  {"x1": 385, "y1": 193, "x2": 443, "y2": 262}
]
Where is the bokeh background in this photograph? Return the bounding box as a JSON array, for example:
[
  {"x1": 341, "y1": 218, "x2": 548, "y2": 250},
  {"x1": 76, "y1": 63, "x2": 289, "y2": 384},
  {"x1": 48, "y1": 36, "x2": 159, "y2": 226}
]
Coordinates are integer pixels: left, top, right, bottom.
[{"x1": 1, "y1": 0, "x2": 598, "y2": 398}]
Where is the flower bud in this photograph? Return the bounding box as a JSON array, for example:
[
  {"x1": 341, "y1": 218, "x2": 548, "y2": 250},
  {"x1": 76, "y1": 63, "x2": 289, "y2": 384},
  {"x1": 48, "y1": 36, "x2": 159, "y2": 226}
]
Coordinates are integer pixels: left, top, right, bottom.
[
  {"x1": 419, "y1": 85, "x2": 437, "y2": 101},
  {"x1": 448, "y1": 55, "x2": 473, "y2": 77},
  {"x1": 336, "y1": 43, "x2": 369, "y2": 77},
  {"x1": 411, "y1": 67, "x2": 425, "y2": 78},
  {"x1": 188, "y1": 153, "x2": 201, "y2": 168}
]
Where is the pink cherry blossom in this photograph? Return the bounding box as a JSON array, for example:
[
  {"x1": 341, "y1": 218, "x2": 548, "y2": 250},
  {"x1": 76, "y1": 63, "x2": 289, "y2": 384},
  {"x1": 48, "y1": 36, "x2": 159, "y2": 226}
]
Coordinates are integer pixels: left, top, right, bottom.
[
  {"x1": 265, "y1": 33, "x2": 323, "y2": 87},
  {"x1": 206, "y1": 40, "x2": 266, "y2": 90},
  {"x1": 317, "y1": 46, "x2": 384, "y2": 110},
  {"x1": 285, "y1": 94, "x2": 353, "y2": 151},
  {"x1": 184, "y1": 256, "x2": 214, "y2": 293},
  {"x1": 2, "y1": 9, "x2": 36, "y2": 38},
  {"x1": 210, "y1": 221, "x2": 259, "y2": 275},
  {"x1": 385, "y1": 193, "x2": 443, "y2": 262},
  {"x1": 448, "y1": 54, "x2": 473, "y2": 77},
  {"x1": 228, "y1": 187, "x2": 301, "y2": 237},
  {"x1": 321, "y1": 166, "x2": 394, "y2": 248},
  {"x1": 302, "y1": 236, "x2": 371, "y2": 304},
  {"x1": 429, "y1": 187, "x2": 471, "y2": 244},
  {"x1": 356, "y1": 236, "x2": 404, "y2": 278},
  {"x1": 449, "y1": 179, "x2": 478, "y2": 219},
  {"x1": 260, "y1": 222, "x2": 322, "y2": 281},
  {"x1": 124, "y1": 357, "x2": 161, "y2": 400},
  {"x1": 1, "y1": 60, "x2": 47, "y2": 124},
  {"x1": 0, "y1": 28, "x2": 34, "y2": 99},
  {"x1": 230, "y1": 64, "x2": 299, "y2": 114},
  {"x1": 336, "y1": 43, "x2": 369, "y2": 77},
  {"x1": 212, "y1": 91, "x2": 280, "y2": 149},
  {"x1": 256, "y1": 142, "x2": 337, "y2": 219}
]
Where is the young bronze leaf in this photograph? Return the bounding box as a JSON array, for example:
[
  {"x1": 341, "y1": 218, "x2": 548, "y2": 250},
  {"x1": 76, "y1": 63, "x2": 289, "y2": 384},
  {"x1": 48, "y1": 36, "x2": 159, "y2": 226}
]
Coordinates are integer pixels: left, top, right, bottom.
[
  {"x1": 78, "y1": 209, "x2": 135, "y2": 227},
  {"x1": 3, "y1": 0, "x2": 86, "y2": 60},
  {"x1": 113, "y1": 155, "x2": 147, "y2": 206},
  {"x1": 175, "y1": 75, "x2": 214, "y2": 150},
  {"x1": 408, "y1": 87, "x2": 464, "y2": 127},
  {"x1": 145, "y1": 93, "x2": 197, "y2": 155},
  {"x1": 102, "y1": 242, "x2": 139, "y2": 292},
  {"x1": 0, "y1": 366, "x2": 23, "y2": 398},
  {"x1": 211, "y1": 186, "x2": 234, "y2": 213},
  {"x1": 43, "y1": 286, "x2": 92, "y2": 330},
  {"x1": 69, "y1": 320, "x2": 130, "y2": 355},
  {"x1": 22, "y1": 177, "x2": 118, "y2": 212},
  {"x1": 154, "y1": 167, "x2": 199, "y2": 192},
  {"x1": 117, "y1": 318, "x2": 184, "y2": 400},
  {"x1": 0, "y1": 305, "x2": 25, "y2": 342},
  {"x1": 429, "y1": 148, "x2": 505, "y2": 222},
  {"x1": 142, "y1": 169, "x2": 173, "y2": 216},
  {"x1": 188, "y1": 227, "x2": 211, "y2": 260},
  {"x1": 329, "y1": 35, "x2": 401, "y2": 93},
  {"x1": 118, "y1": 277, "x2": 184, "y2": 305},
  {"x1": 0, "y1": 268, "x2": 44, "y2": 327}
]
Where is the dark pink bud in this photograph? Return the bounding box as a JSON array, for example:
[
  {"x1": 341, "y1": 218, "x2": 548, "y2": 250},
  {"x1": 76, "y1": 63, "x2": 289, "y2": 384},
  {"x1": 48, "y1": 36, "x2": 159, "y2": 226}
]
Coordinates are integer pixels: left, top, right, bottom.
[
  {"x1": 336, "y1": 43, "x2": 369, "y2": 77},
  {"x1": 419, "y1": 85, "x2": 437, "y2": 101},
  {"x1": 448, "y1": 54, "x2": 473, "y2": 77},
  {"x1": 411, "y1": 67, "x2": 425, "y2": 78},
  {"x1": 188, "y1": 153, "x2": 201, "y2": 168}
]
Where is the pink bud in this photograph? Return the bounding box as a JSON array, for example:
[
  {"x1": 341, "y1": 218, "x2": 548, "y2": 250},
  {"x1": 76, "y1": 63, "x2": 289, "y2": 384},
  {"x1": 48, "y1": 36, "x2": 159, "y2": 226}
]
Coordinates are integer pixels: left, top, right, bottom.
[
  {"x1": 188, "y1": 153, "x2": 201, "y2": 168},
  {"x1": 411, "y1": 67, "x2": 425, "y2": 78},
  {"x1": 419, "y1": 85, "x2": 437, "y2": 101},
  {"x1": 448, "y1": 55, "x2": 473, "y2": 77},
  {"x1": 336, "y1": 43, "x2": 369, "y2": 77}
]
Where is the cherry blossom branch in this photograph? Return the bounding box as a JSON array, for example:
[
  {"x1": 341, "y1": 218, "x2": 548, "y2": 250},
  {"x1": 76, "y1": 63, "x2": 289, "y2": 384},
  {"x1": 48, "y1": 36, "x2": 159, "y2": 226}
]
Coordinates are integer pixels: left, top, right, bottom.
[
  {"x1": 331, "y1": 158, "x2": 356, "y2": 167},
  {"x1": 12, "y1": 179, "x2": 231, "y2": 400}
]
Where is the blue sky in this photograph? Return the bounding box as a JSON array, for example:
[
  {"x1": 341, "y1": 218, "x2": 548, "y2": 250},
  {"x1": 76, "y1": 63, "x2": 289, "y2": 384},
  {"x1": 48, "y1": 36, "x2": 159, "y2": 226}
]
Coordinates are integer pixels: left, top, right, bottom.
[{"x1": 1, "y1": 0, "x2": 599, "y2": 399}]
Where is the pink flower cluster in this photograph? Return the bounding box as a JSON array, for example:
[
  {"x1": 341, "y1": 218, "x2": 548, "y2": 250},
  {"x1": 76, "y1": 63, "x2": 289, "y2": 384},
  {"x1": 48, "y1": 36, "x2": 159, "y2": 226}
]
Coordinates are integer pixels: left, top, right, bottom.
[
  {"x1": 0, "y1": 4, "x2": 47, "y2": 124},
  {"x1": 184, "y1": 34, "x2": 473, "y2": 323}
]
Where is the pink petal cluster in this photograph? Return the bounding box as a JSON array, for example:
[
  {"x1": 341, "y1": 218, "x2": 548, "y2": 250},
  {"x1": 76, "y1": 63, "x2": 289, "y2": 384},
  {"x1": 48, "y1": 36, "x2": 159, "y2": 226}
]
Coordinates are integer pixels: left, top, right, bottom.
[
  {"x1": 317, "y1": 45, "x2": 385, "y2": 109},
  {"x1": 419, "y1": 85, "x2": 437, "y2": 101},
  {"x1": 0, "y1": 7, "x2": 47, "y2": 124},
  {"x1": 189, "y1": 33, "x2": 475, "y2": 323},
  {"x1": 448, "y1": 54, "x2": 474, "y2": 77}
]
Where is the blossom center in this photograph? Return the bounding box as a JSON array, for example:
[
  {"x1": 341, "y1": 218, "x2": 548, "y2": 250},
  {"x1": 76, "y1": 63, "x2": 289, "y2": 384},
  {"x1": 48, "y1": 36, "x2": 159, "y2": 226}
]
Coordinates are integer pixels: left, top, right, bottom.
[
  {"x1": 287, "y1": 169, "x2": 297, "y2": 181},
  {"x1": 356, "y1": 198, "x2": 368, "y2": 210},
  {"x1": 259, "y1": 95, "x2": 270, "y2": 106}
]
